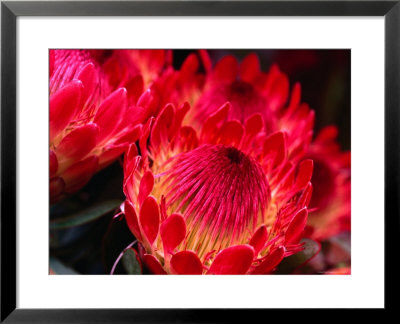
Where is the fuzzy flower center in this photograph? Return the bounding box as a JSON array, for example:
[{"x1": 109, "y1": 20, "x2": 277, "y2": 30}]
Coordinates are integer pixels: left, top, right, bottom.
[{"x1": 161, "y1": 144, "x2": 270, "y2": 258}]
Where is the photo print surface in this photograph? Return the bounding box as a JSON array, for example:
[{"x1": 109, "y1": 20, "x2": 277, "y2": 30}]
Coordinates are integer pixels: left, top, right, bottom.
[{"x1": 49, "y1": 49, "x2": 350, "y2": 275}]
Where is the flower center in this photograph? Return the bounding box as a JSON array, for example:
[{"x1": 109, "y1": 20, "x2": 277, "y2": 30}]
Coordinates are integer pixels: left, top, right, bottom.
[{"x1": 161, "y1": 144, "x2": 270, "y2": 258}]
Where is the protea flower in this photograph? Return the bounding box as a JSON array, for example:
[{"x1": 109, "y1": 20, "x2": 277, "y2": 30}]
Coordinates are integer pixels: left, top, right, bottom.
[
  {"x1": 161, "y1": 53, "x2": 315, "y2": 162},
  {"x1": 49, "y1": 50, "x2": 143, "y2": 203},
  {"x1": 101, "y1": 50, "x2": 172, "y2": 106},
  {"x1": 304, "y1": 126, "x2": 351, "y2": 240},
  {"x1": 121, "y1": 102, "x2": 313, "y2": 274},
  {"x1": 177, "y1": 52, "x2": 349, "y2": 242}
]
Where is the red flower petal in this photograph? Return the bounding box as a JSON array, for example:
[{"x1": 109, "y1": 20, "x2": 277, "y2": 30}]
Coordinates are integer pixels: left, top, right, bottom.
[
  {"x1": 139, "y1": 117, "x2": 153, "y2": 161},
  {"x1": 62, "y1": 156, "x2": 98, "y2": 193},
  {"x1": 123, "y1": 144, "x2": 139, "y2": 176},
  {"x1": 50, "y1": 80, "x2": 83, "y2": 141},
  {"x1": 124, "y1": 75, "x2": 143, "y2": 105},
  {"x1": 240, "y1": 53, "x2": 260, "y2": 83},
  {"x1": 142, "y1": 254, "x2": 167, "y2": 274},
  {"x1": 217, "y1": 120, "x2": 244, "y2": 147},
  {"x1": 178, "y1": 53, "x2": 199, "y2": 83},
  {"x1": 285, "y1": 208, "x2": 308, "y2": 245},
  {"x1": 245, "y1": 113, "x2": 264, "y2": 137},
  {"x1": 295, "y1": 159, "x2": 313, "y2": 191},
  {"x1": 178, "y1": 126, "x2": 198, "y2": 152},
  {"x1": 151, "y1": 103, "x2": 175, "y2": 150},
  {"x1": 113, "y1": 123, "x2": 142, "y2": 146},
  {"x1": 286, "y1": 82, "x2": 302, "y2": 115},
  {"x1": 160, "y1": 213, "x2": 186, "y2": 253},
  {"x1": 56, "y1": 123, "x2": 99, "y2": 161},
  {"x1": 139, "y1": 196, "x2": 160, "y2": 245},
  {"x1": 264, "y1": 65, "x2": 289, "y2": 111},
  {"x1": 76, "y1": 63, "x2": 97, "y2": 104},
  {"x1": 213, "y1": 55, "x2": 238, "y2": 83},
  {"x1": 98, "y1": 144, "x2": 127, "y2": 169},
  {"x1": 124, "y1": 200, "x2": 142, "y2": 241},
  {"x1": 207, "y1": 245, "x2": 255, "y2": 275},
  {"x1": 198, "y1": 49, "x2": 212, "y2": 72},
  {"x1": 49, "y1": 150, "x2": 58, "y2": 177},
  {"x1": 138, "y1": 171, "x2": 154, "y2": 207},
  {"x1": 201, "y1": 102, "x2": 230, "y2": 142},
  {"x1": 263, "y1": 132, "x2": 286, "y2": 168},
  {"x1": 93, "y1": 88, "x2": 127, "y2": 143},
  {"x1": 249, "y1": 225, "x2": 268, "y2": 255},
  {"x1": 169, "y1": 102, "x2": 190, "y2": 140},
  {"x1": 49, "y1": 50, "x2": 55, "y2": 76},
  {"x1": 170, "y1": 251, "x2": 203, "y2": 275},
  {"x1": 316, "y1": 125, "x2": 339, "y2": 143},
  {"x1": 251, "y1": 246, "x2": 285, "y2": 274}
]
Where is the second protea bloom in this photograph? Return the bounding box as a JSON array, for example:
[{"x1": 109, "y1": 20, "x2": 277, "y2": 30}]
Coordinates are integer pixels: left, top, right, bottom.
[
  {"x1": 122, "y1": 102, "x2": 313, "y2": 274},
  {"x1": 305, "y1": 126, "x2": 351, "y2": 240},
  {"x1": 49, "y1": 50, "x2": 142, "y2": 203}
]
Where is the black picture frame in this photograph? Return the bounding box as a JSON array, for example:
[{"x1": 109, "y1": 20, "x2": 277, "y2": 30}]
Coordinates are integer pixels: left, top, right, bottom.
[{"x1": 1, "y1": 0, "x2": 398, "y2": 322}]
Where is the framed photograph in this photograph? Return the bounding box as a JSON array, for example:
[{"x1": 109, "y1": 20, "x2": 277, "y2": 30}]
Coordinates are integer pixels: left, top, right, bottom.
[{"x1": 1, "y1": 0, "x2": 398, "y2": 321}]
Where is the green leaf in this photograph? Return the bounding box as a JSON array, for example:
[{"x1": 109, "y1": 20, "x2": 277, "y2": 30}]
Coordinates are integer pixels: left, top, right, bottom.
[
  {"x1": 122, "y1": 248, "x2": 142, "y2": 275},
  {"x1": 50, "y1": 199, "x2": 122, "y2": 230},
  {"x1": 49, "y1": 257, "x2": 79, "y2": 275},
  {"x1": 276, "y1": 238, "x2": 321, "y2": 274}
]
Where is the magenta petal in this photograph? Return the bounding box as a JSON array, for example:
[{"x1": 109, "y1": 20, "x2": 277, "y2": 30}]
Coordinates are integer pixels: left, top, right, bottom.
[
  {"x1": 295, "y1": 159, "x2": 314, "y2": 190},
  {"x1": 142, "y1": 254, "x2": 167, "y2": 274},
  {"x1": 138, "y1": 171, "x2": 154, "y2": 207},
  {"x1": 98, "y1": 144, "x2": 127, "y2": 169},
  {"x1": 201, "y1": 102, "x2": 230, "y2": 141},
  {"x1": 217, "y1": 120, "x2": 244, "y2": 147},
  {"x1": 50, "y1": 80, "x2": 83, "y2": 141},
  {"x1": 124, "y1": 200, "x2": 142, "y2": 241},
  {"x1": 76, "y1": 63, "x2": 97, "y2": 104},
  {"x1": 207, "y1": 245, "x2": 255, "y2": 275},
  {"x1": 245, "y1": 113, "x2": 264, "y2": 137},
  {"x1": 49, "y1": 50, "x2": 55, "y2": 76},
  {"x1": 251, "y1": 247, "x2": 285, "y2": 274},
  {"x1": 62, "y1": 156, "x2": 98, "y2": 193},
  {"x1": 213, "y1": 55, "x2": 238, "y2": 83},
  {"x1": 249, "y1": 225, "x2": 268, "y2": 255},
  {"x1": 56, "y1": 123, "x2": 99, "y2": 161},
  {"x1": 160, "y1": 213, "x2": 186, "y2": 253},
  {"x1": 93, "y1": 88, "x2": 127, "y2": 143},
  {"x1": 49, "y1": 150, "x2": 58, "y2": 176},
  {"x1": 178, "y1": 53, "x2": 199, "y2": 82},
  {"x1": 263, "y1": 132, "x2": 286, "y2": 167},
  {"x1": 285, "y1": 208, "x2": 308, "y2": 245},
  {"x1": 139, "y1": 196, "x2": 160, "y2": 245},
  {"x1": 170, "y1": 251, "x2": 203, "y2": 275},
  {"x1": 240, "y1": 53, "x2": 260, "y2": 82},
  {"x1": 151, "y1": 103, "x2": 175, "y2": 150}
]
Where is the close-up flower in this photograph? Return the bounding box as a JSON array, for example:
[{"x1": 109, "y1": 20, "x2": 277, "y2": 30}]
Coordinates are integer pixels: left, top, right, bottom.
[
  {"x1": 49, "y1": 50, "x2": 146, "y2": 202},
  {"x1": 305, "y1": 125, "x2": 351, "y2": 241},
  {"x1": 162, "y1": 51, "x2": 350, "y2": 249},
  {"x1": 49, "y1": 49, "x2": 351, "y2": 276},
  {"x1": 122, "y1": 102, "x2": 313, "y2": 274}
]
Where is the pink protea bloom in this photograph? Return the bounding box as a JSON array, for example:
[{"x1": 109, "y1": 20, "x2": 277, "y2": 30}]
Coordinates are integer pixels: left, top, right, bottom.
[
  {"x1": 49, "y1": 50, "x2": 143, "y2": 203},
  {"x1": 162, "y1": 53, "x2": 315, "y2": 161},
  {"x1": 304, "y1": 126, "x2": 351, "y2": 240},
  {"x1": 121, "y1": 102, "x2": 313, "y2": 274},
  {"x1": 177, "y1": 52, "x2": 349, "y2": 242}
]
